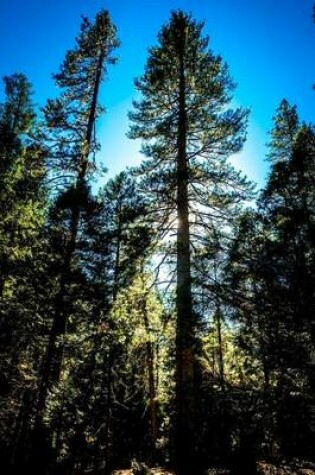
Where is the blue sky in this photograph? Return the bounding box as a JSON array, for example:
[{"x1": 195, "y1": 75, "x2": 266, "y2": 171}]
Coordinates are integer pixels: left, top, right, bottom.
[{"x1": 1, "y1": 0, "x2": 315, "y2": 189}]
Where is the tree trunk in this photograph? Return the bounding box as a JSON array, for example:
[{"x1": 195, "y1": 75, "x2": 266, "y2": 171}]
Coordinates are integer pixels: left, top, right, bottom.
[
  {"x1": 215, "y1": 303, "x2": 225, "y2": 387},
  {"x1": 142, "y1": 290, "x2": 158, "y2": 459},
  {"x1": 174, "y1": 26, "x2": 199, "y2": 475}
]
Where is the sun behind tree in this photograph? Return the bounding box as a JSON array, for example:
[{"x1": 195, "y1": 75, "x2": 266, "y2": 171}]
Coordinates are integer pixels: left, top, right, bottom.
[{"x1": 129, "y1": 10, "x2": 251, "y2": 474}]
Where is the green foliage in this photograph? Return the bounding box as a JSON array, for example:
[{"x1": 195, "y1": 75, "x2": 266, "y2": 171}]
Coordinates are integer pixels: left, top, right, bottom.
[
  {"x1": 1, "y1": 9, "x2": 314, "y2": 475},
  {"x1": 0, "y1": 73, "x2": 48, "y2": 470},
  {"x1": 129, "y1": 12, "x2": 254, "y2": 473},
  {"x1": 227, "y1": 100, "x2": 315, "y2": 461},
  {"x1": 128, "y1": 9, "x2": 253, "y2": 338},
  {"x1": 129, "y1": 11, "x2": 250, "y2": 220},
  {"x1": 43, "y1": 9, "x2": 119, "y2": 183}
]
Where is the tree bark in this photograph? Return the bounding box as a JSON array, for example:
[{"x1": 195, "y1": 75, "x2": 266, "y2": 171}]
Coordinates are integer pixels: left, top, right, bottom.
[
  {"x1": 142, "y1": 291, "x2": 158, "y2": 459},
  {"x1": 215, "y1": 303, "x2": 225, "y2": 388},
  {"x1": 174, "y1": 25, "x2": 199, "y2": 475}
]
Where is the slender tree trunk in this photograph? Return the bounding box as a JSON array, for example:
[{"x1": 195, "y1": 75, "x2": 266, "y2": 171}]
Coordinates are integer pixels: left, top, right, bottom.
[
  {"x1": 103, "y1": 347, "x2": 114, "y2": 475},
  {"x1": 102, "y1": 208, "x2": 123, "y2": 474},
  {"x1": 142, "y1": 290, "x2": 158, "y2": 459},
  {"x1": 215, "y1": 303, "x2": 225, "y2": 387},
  {"x1": 10, "y1": 389, "x2": 33, "y2": 468},
  {"x1": 0, "y1": 255, "x2": 8, "y2": 298},
  {"x1": 147, "y1": 340, "x2": 158, "y2": 456},
  {"x1": 113, "y1": 201, "x2": 122, "y2": 300}
]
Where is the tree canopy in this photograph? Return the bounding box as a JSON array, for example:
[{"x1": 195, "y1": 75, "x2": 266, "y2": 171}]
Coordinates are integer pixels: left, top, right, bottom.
[{"x1": 0, "y1": 7, "x2": 314, "y2": 475}]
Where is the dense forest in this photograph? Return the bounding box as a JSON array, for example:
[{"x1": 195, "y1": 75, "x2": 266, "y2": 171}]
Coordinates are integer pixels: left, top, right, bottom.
[{"x1": 0, "y1": 7, "x2": 314, "y2": 475}]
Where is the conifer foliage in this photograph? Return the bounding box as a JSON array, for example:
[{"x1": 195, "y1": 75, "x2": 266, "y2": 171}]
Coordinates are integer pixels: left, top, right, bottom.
[
  {"x1": 0, "y1": 7, "x2": 314, "y2": 475},
  {"x1": 36, "y1": 9, "x2": 119, "y2": 430},
  {"x1": 129, "y1": 11, "x2": 250, "y2": 474}
]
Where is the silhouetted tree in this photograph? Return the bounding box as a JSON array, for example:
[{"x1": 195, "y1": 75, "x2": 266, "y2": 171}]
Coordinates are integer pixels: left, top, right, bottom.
[
  {"x1": 29, "y1": 10, "x2": 119, "y2": 472},
  {"x1": 129, "y1": 10, "x2": 250, "y2": 474}
]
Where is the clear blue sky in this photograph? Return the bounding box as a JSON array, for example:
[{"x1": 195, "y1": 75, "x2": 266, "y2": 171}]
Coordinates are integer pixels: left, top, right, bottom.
[{"x1": 1, "y1": 0, "x2": 315, "y2": 189}]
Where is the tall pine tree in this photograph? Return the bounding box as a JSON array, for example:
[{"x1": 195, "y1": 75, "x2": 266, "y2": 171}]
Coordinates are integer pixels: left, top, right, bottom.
[
  {"x1": 31, "y1": 11, "x2": 119, "y2": 469},
  {"x1": 129, "y1": 10, "x2": 250, "y2": 473}
]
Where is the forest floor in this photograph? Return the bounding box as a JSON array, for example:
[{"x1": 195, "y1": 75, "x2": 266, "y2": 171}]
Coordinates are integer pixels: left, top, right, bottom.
[
  {"x1": 112, "y1": 470, "x2": 174, "y2": 474},
  {"x1": 111, "y1": 460, "x2": 315, "y2": 474},
  {"x1": 256, "y1": 460, "x2": 315, "y2": 474}
]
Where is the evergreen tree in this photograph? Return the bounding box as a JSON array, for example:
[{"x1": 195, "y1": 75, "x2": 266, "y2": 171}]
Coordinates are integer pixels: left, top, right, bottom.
[
  {"x1": 228, "y1": 101, "x2": 315, "y2": 462},
  {"x1": 0, "y1": 73, "x2": 46, "y2": 470},
  {"x1": 262, "y1": 122, "x2": 315, "y2": 456},
  {"x1": 0, "y1": 73, "x2": 44, "y2": 296},
  {"x1": 30, "y1": 10, "x2": 119, "y2": 470},
  {"x1": 108, "y1": 271, "x2": 170, "y2": 468},
  {"x1": 129, "y1": 10, "x2": 250, "y2": 473},
  {"x1": 37, "y1": 170, "x2": 152, "y2": 473}
]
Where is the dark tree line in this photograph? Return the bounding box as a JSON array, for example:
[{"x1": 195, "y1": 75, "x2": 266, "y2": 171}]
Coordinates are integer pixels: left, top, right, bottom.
[{"x1": 0, "y1": 8, "x2": 314, "y2": 475}]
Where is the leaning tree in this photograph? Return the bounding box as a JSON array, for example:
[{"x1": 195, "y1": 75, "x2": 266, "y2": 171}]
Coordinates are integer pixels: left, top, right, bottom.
[{"x1": 31, "y1": 11, "x2": 119, "y2": 469}]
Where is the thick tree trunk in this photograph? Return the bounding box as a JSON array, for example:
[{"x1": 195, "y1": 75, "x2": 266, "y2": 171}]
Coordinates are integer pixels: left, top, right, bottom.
[
  {"x1": 35, "y1": 247, "x2": 74, "y2": 419},
  {"x1": 174, "y1": 27, "x2": 199, "y2": 475}
]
